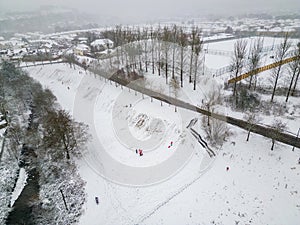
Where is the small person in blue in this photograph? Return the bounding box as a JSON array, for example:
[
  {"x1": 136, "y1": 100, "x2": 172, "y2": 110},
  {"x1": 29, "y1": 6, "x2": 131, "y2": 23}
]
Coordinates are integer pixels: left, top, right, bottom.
[{"x1": 95, "y1": 197, "x2": 99, "y2": 205}]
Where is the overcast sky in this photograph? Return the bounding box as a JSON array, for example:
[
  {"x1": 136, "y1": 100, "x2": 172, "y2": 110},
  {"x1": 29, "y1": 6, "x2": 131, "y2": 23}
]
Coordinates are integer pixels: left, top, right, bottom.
[{"x1": 0, "y1": 0, "x2": 299, "y2": 21}]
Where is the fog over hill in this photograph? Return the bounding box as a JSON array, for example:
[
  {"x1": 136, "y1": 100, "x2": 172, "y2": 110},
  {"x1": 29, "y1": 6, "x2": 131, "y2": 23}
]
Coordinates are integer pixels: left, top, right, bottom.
[{"x1": 1, "y1": 0, "x2": 299, "y2": 23}]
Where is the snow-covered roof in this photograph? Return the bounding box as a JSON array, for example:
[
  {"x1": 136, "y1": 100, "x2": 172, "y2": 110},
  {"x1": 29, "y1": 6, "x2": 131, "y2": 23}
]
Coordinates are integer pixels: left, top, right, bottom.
[
  {"x1": 269, "y1": 27, "x2": 282, "y2": 32},
  {"x1": 75, "y1": 44, "x2": 90, "y2": 51},
  {"x1": 91, "y1": 39, "x2": 113, "y2": 47},
  {"x1": 0, "y1": 40, "x2": 26, "y2": 47},
  {"x1": 78, "y1": 37, "x2": 88, "y2": 41},
  {"x1": 13, "y1": 48, "x2": 27, "y2": 54},
  {"x1": 29, "y1": 39, "x2": 59, "y2": 46}
]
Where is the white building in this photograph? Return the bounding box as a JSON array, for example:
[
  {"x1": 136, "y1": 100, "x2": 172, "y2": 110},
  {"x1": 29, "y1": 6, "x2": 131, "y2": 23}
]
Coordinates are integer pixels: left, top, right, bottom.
[{"x1": 73, "y1": 44, "x2": 90, "y2": 56}]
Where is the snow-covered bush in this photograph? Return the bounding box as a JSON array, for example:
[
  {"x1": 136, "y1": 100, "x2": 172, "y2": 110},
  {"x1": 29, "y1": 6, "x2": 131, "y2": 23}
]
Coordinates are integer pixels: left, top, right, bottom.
[
  {"x1": 33, "y1": 156, "x2": 86, "y2": 225},
  {"x1": 201, "y1": 113, "x2": 231, "y2": 147},
  {"x1": 0, "y1": 151, "x2": 19, "y2": 224}
]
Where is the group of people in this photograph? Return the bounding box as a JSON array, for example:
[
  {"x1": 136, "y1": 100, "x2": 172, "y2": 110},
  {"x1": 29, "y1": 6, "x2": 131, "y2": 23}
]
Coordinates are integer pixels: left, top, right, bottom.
[
  {"x1": 135, "y1": 141, "x2": 174, "y2": 157},
  {"x1": 136, "y1": 149, "x2": 143, "y2": 156},
  {"x1": 168, "y1": 141, "x2": 173, "y2": 148}
]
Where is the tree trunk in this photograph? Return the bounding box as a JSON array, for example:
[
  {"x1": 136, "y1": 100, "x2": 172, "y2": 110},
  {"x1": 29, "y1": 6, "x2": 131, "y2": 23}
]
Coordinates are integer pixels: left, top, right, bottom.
[
  {"x1": 189, "y1": 50, "x2": 193, "y2": 83},
  {"x1": 180, "y1": 47, "x2": 184, "y2": 87},
  {"x1": 291, "y1": 69, "x2": 300, "y2": 96},
  {"x1": 66, "y1": 150, "x2": 70, "y2": 159},
  {"x1": 271, "y1": 139, "x2": 275, "y2": 150},
  {"x1": 172, "y1": 46, "x2": 175, "y2": 79},
  {"x1": 246, "y1": 129, "x2": 251, "y2": 141},
  {"x1": 248, "y1": 73, "x2": 253, "y2": 89},
  {"x1": 60, "y1": 189, "x2": 68, "y2": 211},
  {"x1": 207, "y1": 105, "x2": 210, "y2": 127},
  {"x1": 233, "y1": 69, "x2": 239, "y2": 96},
  {"x1": 145, "y1": 41, "x2": 148, "y2": 72},
  {"x1": 152, "y1": 61, "x2": 155, "y2": 74},
  {"x1": 158, "y1": 45, "x2": 161, "y2": 76},
  {"x1": 271, "y1": 66, "x2": 282, "y2": 102},
  {"x1": 193, "y1": 54, "x2": 198, "y2": 90},
  {"x1": 253, "y1": 75, "x2": 257, "y2": 91},
  {"x1": 285, "y1": 69, "x2": 297, "y2": 102},
  {"x1": 158, "y1": 62, "x2": 161, "y2": 76},
  {"x1": 165, "y1": 51, "x2": 168, "y2": 84}
]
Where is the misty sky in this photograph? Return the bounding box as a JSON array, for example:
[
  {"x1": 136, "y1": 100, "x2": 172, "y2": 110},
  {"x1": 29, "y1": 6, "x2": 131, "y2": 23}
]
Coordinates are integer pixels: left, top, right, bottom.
[{"x1": 0, "y1": 0, "x2": 299, "y2": 21}]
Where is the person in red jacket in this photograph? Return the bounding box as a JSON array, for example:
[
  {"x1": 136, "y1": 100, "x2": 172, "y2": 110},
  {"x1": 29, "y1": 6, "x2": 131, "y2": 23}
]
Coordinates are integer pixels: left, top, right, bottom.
[{"x1": 139, "y1": 149, "x2": 143, "y2": 156}]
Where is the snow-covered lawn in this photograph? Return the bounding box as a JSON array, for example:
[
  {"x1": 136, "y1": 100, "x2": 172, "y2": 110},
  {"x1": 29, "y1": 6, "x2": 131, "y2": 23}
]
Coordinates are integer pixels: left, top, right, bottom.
[
  {"x1": 204, "y1": 36, "x2": 298, "y2": 53},
  {"x1": 25, "y1": 63, "x2": 300, "y2": 225},
  {"x1": 143, "y1": 129, "x2": 300, "y2": 225}
]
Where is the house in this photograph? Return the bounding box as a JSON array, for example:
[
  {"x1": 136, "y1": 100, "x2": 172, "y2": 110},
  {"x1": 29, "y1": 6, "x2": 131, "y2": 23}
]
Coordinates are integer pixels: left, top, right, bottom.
[
  {"x1": 73, "y1": 44, "x2": 90, "y2": 56},
  {"x1": 90, "y1": 39, "x2": 114, "y2": 52},
  {"x1": 78, "y1": 37, "x2": 88, "y2": 44}
]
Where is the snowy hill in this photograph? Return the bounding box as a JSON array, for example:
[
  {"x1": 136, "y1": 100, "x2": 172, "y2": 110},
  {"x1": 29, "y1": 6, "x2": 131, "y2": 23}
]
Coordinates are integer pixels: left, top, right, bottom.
[{"x1": 25, "y1": 63, "x2": 300, "y2": 225}]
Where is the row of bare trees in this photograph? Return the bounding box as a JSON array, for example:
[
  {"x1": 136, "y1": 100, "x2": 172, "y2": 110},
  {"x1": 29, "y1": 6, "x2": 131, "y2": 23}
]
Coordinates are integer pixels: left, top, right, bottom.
[
  {"x1": 286, "y1": 42, "x2": 300, "y2": 102},
  {"x1": 231, "y1": 33, "x2": 300, "y2": 105},
  {"x1": 229, "y1": 34, "x2": 299, "y2": 150},
  {"x1": 100, "y1": 25, "x2": 203, "y2": 90}
]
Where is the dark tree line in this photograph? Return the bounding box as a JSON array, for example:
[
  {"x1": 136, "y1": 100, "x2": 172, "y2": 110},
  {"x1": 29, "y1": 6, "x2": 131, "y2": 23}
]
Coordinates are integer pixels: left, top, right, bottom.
[{"x1": 0, "y1": 61, "x2": 88, "y2": 224}]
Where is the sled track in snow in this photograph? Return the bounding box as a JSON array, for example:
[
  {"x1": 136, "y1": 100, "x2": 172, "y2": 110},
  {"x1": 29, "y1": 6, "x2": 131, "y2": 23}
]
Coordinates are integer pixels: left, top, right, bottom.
[{"x1": 136, "y1": 155, "x2": 215, "y2": 224}]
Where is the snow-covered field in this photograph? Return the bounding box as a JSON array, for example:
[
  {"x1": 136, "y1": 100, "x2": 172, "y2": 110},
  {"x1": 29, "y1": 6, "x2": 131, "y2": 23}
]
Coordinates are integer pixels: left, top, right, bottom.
[
  {"x1": 25, "y1": 61, "x2": 300, "y2": 225},
  {"x1": 203, "y1": 36, "x2": 299, "y2": 80},
  {"x1": 204, "y1": 36, "x2": 298, "y2": 53}
]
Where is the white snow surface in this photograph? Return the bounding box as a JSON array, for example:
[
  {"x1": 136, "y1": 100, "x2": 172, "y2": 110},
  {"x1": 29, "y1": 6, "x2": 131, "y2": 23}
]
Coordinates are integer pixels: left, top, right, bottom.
[
  {"x1": 25, "y1": 59, "x2": 300, "y2": 225},
  {"x1": 10, "y1": 168, "x2": 28, "y2": 207}
]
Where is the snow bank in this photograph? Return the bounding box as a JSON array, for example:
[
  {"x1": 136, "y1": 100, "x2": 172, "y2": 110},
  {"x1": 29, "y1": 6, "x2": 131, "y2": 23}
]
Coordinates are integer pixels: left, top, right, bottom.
[{"x1": 10, "y1": 168, "x2": 28, "y2": 207}]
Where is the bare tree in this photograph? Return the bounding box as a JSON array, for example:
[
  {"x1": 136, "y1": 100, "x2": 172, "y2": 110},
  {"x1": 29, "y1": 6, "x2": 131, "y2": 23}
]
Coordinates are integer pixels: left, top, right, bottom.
[
  {"x1": 179, "y1": 28, "x2": 188, "y2": 87},
  {"x1": 171, "y1": 25, "x2": 178, "y2": 79},
  {"x1": 169, "y1": 77, "x2": 180, "y2": 100},
  {"x1": 287, "y1": 42, "x2": 300, "y2": 99},
  {"x1": 162, "y1": 26, "x2": 172, "y2": 84},
  {"x1": 231, "y1": 39, "x2": 248, "y2": 99},
  {"x1": 248, "y1": 37, "x2": 263, "y2": 90},
  {"x1": 156, "y1": 26, "x2": 162, "y2": 76},
  {"x1": 270, "y1": 32, "x2": 291, "y2": 102},
  {"x1": 202, "y1": 111, "x2": 230, "y2": 147},
  {"x1": 143, "y1": 27, "x2": 149, "y2": 72},
  {"x1": 189, "y1": 27, "x2": 199, "y2": 83},
  {"x1": 43, "y1": 110, "x2": 88, "y2": 160},
  {"x1": 150, "y1": 27, "x2": 155, "y2": 74},
  {"x1": 193, "y1": 33, "x2": 202, "y2": 90},
  {"x1": 203, "y1": 86, "x2": 222, "y2": 127},
  {"x1": 243, "y1": 112, "x2": 261, "y2": 141},
  {"x1": 270, "y1": 119, "x2": 286, "y2": 150},
  {"x1": 136, "y1": 28, "x2": 143, "y2": 71}
]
